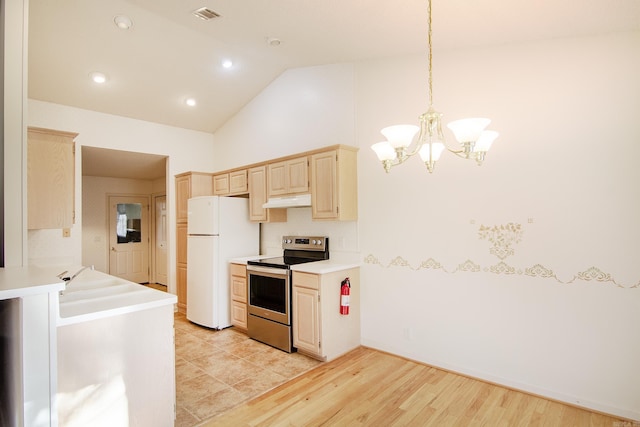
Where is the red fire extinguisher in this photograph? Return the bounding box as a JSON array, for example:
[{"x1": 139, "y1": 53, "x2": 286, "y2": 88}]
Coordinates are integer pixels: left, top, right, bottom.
[{"x1": 340, "y1": 277, "x2": 351, "y2": 315}]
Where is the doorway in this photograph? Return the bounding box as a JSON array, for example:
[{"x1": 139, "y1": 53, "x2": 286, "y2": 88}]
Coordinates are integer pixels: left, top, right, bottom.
[{"x1": 109, "y1": 195, "x2": 150, "y2": 283}]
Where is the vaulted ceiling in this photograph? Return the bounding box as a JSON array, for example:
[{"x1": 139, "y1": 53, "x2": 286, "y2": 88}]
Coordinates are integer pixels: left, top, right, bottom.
[{"x1": 29, "y1": 0, "x2": 640, "y2": 135}]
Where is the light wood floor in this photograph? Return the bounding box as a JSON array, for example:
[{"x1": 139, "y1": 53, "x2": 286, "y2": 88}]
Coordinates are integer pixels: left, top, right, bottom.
[{"x1": 202, "y1": 346, "x2": 627, "y2": 427}]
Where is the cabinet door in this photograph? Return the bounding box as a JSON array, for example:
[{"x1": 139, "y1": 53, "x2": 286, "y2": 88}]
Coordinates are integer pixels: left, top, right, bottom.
[
  {"x1": 292, "y1": 286, "x2": 321, "y2": 355},
  {"x1": 287, "y1": 156, "x2": 309, "y2": 194},
  {"x1": 176, "y1": 223, "x2": 188, "y2": 264},
  {"x1": 268, "y1": 157, "x2": 308, "y2": 196},
  {"x1": 176, "y1": 223, "x2": 188, "y2": 313},
  {"x1": 310, "y1": 150, "x2": 338, "y2": 220},
  {"x1": 213, "y1": 173, "x2": 230, "y2": 195},
  {"x1": 175, "y1": 175, "x2": 191, "y2": 223},
  {"x1": 229, "y1": 170, "x2": 248, "y2": 195},
  {"x1": 248, "y1": 166, "x2": 286, "y2": 223},
  {"x1": 177, "y1": 264, "x2": 187, "y2": 313},
  {"x1": 27, "y1": 127, "x2": 77, "y2": 229},
  {"x1": 267, "y1": 161, "x2": 288, "y2": 196},
  {"x1": 231, "y1": 301, "x2": 248, "y2": 330},
  {"x1": 248, "y1": 166, "x2": 268, "y2": 221},
  {"x1": 230, "y1": 264, "x2": 247, "y2": 303}
]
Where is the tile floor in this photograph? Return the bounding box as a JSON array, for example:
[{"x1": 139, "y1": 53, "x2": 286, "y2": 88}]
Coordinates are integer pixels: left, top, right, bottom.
[{"x1": 173, "y1": 312, "x2": 322, "y2": 427}]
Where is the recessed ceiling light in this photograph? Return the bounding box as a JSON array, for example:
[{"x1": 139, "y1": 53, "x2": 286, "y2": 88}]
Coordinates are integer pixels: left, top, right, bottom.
[
  {"x1": 222, "y1": 60, "x2": 233, "y2": 69},
  {"x1": 185, "y1": 98, "x2": 197, "y2": 107},
  {"x1": 89, "y1": 72, "x2": 107, "y2": 84},
  {"x1": 114, "y1": 15, "x2": 133, "y2": 30},
  {"x1": 266, "y1": 37, "x2": 281, "y2": 47}
]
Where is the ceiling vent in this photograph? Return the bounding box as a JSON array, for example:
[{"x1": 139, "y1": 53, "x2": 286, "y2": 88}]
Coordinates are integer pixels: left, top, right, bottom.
[{"x1": 192, "y1": 7, "x2": 220, "y2": 21}]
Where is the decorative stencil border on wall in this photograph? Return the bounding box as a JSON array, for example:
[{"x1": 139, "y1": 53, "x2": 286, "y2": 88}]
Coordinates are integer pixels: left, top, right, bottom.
[{"x1": 364, "y1": 222, "x2": 639, "y2": 289}]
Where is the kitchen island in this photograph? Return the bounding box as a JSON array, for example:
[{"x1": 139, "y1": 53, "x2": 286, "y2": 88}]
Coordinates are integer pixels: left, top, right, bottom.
[
  {"x1": 56, "y1": 268, "x2": 177, "y2": 426},
  {"x1": 0, "y1": 266, "x2": 177, "y2": 426}
]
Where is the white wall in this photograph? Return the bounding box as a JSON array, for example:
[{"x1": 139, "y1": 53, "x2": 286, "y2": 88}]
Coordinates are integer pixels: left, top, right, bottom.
[
  {"x1": 212, "y1": 32, "x2": 640, "y2": 419},
  {"x1": 27, "y1": 100, "x2": 215, "y2": 295}
]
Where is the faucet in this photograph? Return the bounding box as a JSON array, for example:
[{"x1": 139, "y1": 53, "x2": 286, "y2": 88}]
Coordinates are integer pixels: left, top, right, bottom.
[{"x1": 65, "y1": 265, "x2": 94, "y2": 283}]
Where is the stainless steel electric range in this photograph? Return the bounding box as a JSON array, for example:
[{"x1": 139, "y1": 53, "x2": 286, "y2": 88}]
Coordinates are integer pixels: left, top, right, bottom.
[{"x1": 246, "y1": 236, "x2": 329, "y2": 352}]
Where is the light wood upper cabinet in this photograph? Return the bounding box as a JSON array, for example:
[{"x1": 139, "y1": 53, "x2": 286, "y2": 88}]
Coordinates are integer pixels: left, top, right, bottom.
[
  {"x1": 267, "y1": 156, "x2": 309, "y2": 197},
  {"x1": 27, "y1": 127, "x2": 77, "y2": 229},
  {"x1": 310, "y1": 147, "x2": 358, "y2": 221},
  {"x1": 248, "y1": 166, "x2": 286, "y2": 223},
  {"x1": 213, "y1": 170, "x2": 248, "y2": 196},
  {"x1": 229, "y1": 170, "x2": 248, "y2": 194},
  {"x1": 213, "y1": 174, "x2": 229, "y2": 195},
  {"x1": 175, "y1": 172, "x2": 213, "y2": 223}
]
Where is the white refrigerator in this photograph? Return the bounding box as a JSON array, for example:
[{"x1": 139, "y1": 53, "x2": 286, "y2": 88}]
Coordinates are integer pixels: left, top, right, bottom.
[{"x1": 186, "y1": 196, "x2": 259, "y2": 329}]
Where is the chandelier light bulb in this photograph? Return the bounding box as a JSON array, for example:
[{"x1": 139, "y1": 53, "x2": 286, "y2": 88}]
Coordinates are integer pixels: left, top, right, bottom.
[
  {"x1": 380, "y1": 125, "x2": 419, "y2": 149},
  {"x1": 447, "y1": 118, "x2": 491, "y2": 144},
  {"x1": 371, "y1": 142, "x2": 396, "y2": 161}
]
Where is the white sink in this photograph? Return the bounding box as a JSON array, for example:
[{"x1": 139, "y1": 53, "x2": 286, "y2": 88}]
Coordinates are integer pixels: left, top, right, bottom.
[
  {"x1": 59, "y1": 281, "x2": 142, "y2": 303},
  {"x1": 56, "y1": 267, "x2": 176, "y2": 325}
]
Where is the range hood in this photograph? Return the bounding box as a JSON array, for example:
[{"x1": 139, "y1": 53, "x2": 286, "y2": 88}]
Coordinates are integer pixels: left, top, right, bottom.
[{"x1": 262, "y1": 193, "x2": 312, "y2": 209}]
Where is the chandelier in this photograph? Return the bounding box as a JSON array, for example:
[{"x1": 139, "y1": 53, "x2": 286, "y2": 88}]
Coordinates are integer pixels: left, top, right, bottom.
[{"x1": 371, "y1": 0, "x2": 499, "y2": 173}]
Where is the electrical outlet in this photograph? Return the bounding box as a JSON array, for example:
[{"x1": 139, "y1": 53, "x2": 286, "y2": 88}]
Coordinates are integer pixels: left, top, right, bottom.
[{"x1": 62, "y1": 228, "x2": 71, "y2": 237}]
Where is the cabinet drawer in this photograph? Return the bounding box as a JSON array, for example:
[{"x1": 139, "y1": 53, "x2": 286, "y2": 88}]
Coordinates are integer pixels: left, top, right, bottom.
[
  {"x1": 293, "y1": 271, "x2": 319, "y2": 290},
  {"x1": 230, "y1": 263, "x2": 247, "y2": 278}
]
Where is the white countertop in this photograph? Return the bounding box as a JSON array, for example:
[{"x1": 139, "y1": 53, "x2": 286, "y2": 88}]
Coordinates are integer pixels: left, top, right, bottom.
[
  {"x1": 291, "y1": 260, "x2": 360, "y2": 275},
  {"x1": 0, "y1": 266, "x2": 65, "y2": 300},
  {"x1": 230, "y1": 256, "x2": 360, "y2": 274},
  {"x1": 57, "y1": 268, "x2": 176, "y2": 326},
  {"x1": 229, "y1": 255, "x2": 264, "y2": 265}
]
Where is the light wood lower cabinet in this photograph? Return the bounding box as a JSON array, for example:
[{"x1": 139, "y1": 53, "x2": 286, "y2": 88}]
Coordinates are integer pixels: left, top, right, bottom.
[
  {"x1": 292, "y1": 267, "x2": 360, "y2": 361},
  {"x1": 230, "y1": 263, "x2": 248, "y2": 330},
  {"x1": 176, "y1": 222, "x2": 188, "y2": 313}
]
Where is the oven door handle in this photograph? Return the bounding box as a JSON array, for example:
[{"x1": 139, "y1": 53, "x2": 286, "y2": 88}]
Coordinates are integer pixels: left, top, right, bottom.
[{"x1": 246, "y1": 265, "x2": 290, "y2": 277}]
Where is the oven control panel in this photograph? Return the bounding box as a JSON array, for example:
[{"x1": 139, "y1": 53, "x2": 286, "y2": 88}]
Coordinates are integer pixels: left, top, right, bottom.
[{"x1": 282, "y1": 235, "x2": 328, "y2": 251}]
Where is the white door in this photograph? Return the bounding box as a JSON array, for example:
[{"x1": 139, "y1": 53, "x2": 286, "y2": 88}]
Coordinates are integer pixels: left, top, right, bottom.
[
  {"x1": 154, "y1": 195, "x2": 168, "y2": 285},
  {"x1": 109, "y1": 195, "x2": 150, "y2": 283}
]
